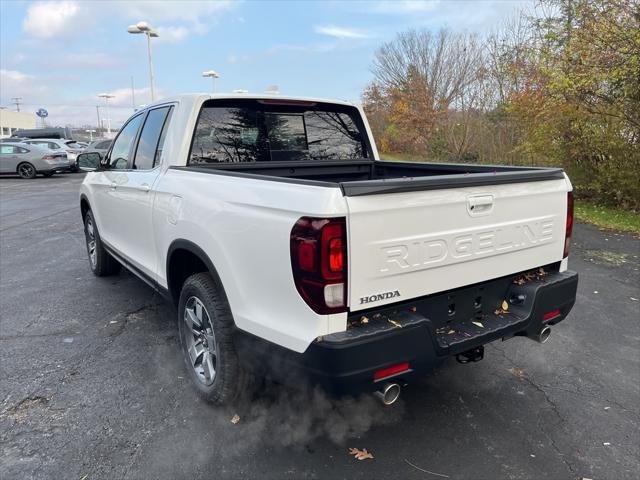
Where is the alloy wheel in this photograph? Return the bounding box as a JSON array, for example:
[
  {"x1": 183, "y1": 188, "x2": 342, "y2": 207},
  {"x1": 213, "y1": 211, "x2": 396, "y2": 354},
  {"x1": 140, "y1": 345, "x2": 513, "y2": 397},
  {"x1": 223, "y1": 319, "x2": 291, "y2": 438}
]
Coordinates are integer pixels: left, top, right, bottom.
[
  {"x1": 18, "y1": 163, "x2": 35, "y2": 179},
  {"x1": 183, "y1": 296, "x2": 217, "y2": 386},
  {"x1": 85, "y1": 217, "x2": 97, "y2": 267}
]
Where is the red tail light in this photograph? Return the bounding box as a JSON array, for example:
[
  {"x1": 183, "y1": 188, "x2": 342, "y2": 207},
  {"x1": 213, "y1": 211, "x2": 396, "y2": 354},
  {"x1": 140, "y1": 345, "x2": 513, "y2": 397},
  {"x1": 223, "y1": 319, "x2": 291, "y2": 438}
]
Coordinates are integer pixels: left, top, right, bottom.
[
  {"x1": 291, "y1": 217, "x2": 347, "y2": 314},
  {"x1": 563, "y1": 192, "x2": 574, "y2": 258},
  {"x1": 374, "y1": 362, "x2": 410, "y2": 381},
  {"x1": 543, "y1": 309, "x2": 561, "y2": 322}
]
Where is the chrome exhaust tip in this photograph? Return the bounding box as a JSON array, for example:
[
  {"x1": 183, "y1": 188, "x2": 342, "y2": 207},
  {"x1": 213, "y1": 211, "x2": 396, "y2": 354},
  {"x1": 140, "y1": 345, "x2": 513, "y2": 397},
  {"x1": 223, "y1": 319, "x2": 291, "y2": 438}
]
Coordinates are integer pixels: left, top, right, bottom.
[
  {"x1": 537, "y1": 326, "x2": 551, "y2": 344},
  {"x1": 374, "y1": 383, "x2": 401, "y2": 405}
]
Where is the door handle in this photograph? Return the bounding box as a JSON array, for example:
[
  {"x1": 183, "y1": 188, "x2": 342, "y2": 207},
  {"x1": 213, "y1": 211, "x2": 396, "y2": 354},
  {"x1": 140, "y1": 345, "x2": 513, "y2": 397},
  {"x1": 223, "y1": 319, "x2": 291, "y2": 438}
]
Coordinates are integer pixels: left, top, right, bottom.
[
  {"x1": 467, "y1": 195, "x2": 494, "y2": 216},
  {"x1": 109, "y1": 182, "x2": 117, "y2": 190},
  {"x1": 139, "y1": 183, "x2": 151, "y2": 193}
]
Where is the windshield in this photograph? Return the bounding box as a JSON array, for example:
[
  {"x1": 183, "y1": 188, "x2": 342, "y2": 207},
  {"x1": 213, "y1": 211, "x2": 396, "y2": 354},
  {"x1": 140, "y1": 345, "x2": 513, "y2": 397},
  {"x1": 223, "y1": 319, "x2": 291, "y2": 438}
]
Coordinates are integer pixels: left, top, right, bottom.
[{"x1": 190, "y1": 99, "x2": 371, "y2": 164}]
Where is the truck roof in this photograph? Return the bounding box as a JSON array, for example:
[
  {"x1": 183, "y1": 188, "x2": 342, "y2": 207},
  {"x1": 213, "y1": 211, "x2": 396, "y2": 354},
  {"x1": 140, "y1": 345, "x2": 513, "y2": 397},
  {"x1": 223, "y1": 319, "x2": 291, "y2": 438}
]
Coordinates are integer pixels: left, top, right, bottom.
[{"x1": 142, "y1": 93, "x2": 359, "y2": 110}]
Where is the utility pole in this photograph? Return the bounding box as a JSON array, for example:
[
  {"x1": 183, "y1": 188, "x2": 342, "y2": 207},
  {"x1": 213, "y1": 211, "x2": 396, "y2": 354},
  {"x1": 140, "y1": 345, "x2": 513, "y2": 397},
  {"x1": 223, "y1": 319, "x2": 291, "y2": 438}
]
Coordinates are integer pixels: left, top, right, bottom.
[
  {"x1": 96, "y1": 105, "x2": 102, "y2": 133},
  {"x1": 11, "y1": 97, "x2": 22, "y2": 112}
]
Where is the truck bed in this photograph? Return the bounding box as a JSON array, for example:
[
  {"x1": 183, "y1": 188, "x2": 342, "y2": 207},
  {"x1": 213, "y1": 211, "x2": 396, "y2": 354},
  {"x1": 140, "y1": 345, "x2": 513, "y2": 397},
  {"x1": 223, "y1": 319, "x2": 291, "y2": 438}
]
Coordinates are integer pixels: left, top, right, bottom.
[{"x1": 173, "y1": 159, "x2": 565, "y2": 196}]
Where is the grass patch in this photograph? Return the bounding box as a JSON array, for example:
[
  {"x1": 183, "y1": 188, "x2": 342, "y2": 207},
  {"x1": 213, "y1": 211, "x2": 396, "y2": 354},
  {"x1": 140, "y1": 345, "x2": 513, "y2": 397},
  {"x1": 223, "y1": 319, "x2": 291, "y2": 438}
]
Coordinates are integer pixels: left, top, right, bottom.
[
  {"x1": 574, "y1": 201, "x2": 640, "y2": 234},
  {"x1": 379, "y1": 152, "x2": 432, "y2": 162}
]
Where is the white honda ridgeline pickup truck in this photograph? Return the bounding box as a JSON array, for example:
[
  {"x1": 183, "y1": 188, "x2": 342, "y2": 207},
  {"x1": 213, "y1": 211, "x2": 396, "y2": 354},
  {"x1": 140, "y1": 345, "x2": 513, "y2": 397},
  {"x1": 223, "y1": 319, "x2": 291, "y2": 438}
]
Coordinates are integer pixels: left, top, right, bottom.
[{"x1": 78, "y1": 94, "x2": 578, "y2": 405}]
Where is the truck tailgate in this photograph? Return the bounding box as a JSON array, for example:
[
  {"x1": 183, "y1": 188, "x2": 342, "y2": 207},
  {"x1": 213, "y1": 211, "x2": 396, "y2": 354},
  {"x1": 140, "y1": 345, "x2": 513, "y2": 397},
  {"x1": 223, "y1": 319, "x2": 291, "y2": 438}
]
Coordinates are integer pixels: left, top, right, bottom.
[{"x1": 346, "y1": 178, "x2": 569, "y2": 311}]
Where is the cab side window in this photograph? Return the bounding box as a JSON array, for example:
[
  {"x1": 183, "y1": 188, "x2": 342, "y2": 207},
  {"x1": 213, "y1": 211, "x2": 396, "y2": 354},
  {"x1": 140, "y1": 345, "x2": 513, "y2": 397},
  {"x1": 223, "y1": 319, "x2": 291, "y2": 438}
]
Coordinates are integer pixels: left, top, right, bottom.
[
  {"x1": 108, "y1": 114, "x2": 144, "y2": 170},
  {"x1": 133, "y1": 106, "x2": 173, "y2": 170}
]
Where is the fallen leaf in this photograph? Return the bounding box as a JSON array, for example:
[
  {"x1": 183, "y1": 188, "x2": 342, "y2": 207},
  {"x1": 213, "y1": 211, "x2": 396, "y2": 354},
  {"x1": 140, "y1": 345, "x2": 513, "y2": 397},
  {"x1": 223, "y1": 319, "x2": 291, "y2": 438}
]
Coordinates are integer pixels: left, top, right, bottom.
[
  {"x1": 604, "y1": 406, "x2": 611, "y2": 410},
  {"x1": 360, "y1": 316, "x2": 369, "y2": 324},
  {"x1": 447, "y1": 329, "x2": 456, "y2": 334},
  {"x1": 409, "y1": 306, "x2": 417, "y2": 312},
  {"x1": 472, "y1": 321, "x2": 484, "y2": 328},
  {"x1": 594, "y1": 291, "x2": 599, "y2": 294},
  {"x1": 603, "y1": 442, "x2": 611, "y2": 446},
  {"x1": 388, "y1": 319, "x2": 402, "y2": 328},
  {"x1": 349, "y1": 447, "x2": 374, "y2": 461},
  {"x1": 501, "y1": 300, "x2": 509, "y2": 311},
  {"x1": 109, "y1": 320, "x2": 118, "y2": 324},
  {"x1": 230, "y1": 414, "x2": 240, "y2": 424},
  {"x1": 508, "y1": 367, "x2": 525, "y2": 378},
  {"x1": 631, "y1": 297, "x2": 638, "y2": 301}
]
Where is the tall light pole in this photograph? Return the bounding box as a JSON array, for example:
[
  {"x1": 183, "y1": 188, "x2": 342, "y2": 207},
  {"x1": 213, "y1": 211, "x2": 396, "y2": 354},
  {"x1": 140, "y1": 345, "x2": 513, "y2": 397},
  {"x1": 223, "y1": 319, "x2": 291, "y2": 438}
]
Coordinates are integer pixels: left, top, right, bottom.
[
  {"x1": 127, "y1": 21, "x2": 159, "y2": 102},
  {"x1": 98, "y1": 93, "x2": 115, "y2": 137},
  {"x1": 202, "y1": 70, "x2": 220, "y2": 94},
  {"x1": 85, "y1": 129, "x2": 96, "y2": 142}
]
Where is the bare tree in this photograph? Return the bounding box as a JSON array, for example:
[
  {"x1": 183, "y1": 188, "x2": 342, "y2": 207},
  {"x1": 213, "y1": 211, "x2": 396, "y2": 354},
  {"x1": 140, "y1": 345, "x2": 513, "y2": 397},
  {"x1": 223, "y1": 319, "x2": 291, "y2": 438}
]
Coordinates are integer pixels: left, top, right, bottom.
[{"x1": 371, "y1": 28, "x2": 485, "y2": 112}]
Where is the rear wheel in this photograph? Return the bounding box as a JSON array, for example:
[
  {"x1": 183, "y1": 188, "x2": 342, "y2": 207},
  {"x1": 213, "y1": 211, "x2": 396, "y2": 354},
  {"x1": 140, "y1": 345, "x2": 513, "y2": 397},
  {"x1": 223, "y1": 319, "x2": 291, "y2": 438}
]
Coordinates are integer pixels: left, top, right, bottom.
[
  {"x1": 17, "y1": 162, "x2": 36, "y2": 179},
  {"x1": 178, "y1": 273, "x2": 249, "y2": 405},
  {"x1": 83, "y1": 210, "x2": 121, "y2": 276}
]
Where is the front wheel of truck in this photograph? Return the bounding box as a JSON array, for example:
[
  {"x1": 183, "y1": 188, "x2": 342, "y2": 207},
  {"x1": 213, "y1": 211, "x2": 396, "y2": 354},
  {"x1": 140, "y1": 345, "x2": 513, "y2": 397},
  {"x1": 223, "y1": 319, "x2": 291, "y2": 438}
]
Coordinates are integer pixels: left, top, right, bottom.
[
  {"x1": 178, "y1": 272, "x2": 249, "y2": 405},
  {"x1": 83, "y1": 210, "x2": 121, "y2": 276}
]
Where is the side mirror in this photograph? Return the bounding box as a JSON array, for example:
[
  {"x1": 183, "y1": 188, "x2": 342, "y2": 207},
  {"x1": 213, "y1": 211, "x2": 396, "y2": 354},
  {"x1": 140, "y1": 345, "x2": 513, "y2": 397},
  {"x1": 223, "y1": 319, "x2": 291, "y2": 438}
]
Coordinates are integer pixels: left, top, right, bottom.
[{"x1": 77, "y1": 152, "x2": 101, "y2": 171}]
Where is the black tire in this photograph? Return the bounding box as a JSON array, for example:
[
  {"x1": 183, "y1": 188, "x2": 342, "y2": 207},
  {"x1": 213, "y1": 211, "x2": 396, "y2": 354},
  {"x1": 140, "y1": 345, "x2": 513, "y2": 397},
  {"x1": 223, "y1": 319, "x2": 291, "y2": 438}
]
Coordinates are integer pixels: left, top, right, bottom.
[
  {"x1": 178, "y1": 272, "x2": 249, "y2": 405},
  {"x1": 43, "y1": 172, "x2": 55, "y2": 177},
  {"x1": 83, "y1": 210, "x2": 121, "y2": 276},
  {"x1": 17, "y1": 162, "x2": 36, "y2": 179}
]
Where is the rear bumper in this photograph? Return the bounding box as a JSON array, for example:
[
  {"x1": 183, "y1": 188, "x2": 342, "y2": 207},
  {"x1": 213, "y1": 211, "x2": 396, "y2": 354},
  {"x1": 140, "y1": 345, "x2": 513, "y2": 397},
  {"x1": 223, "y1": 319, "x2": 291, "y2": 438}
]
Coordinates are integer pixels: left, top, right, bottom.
[{"x1": 235, "y1": 269, "x2": 578, "y2": 395}]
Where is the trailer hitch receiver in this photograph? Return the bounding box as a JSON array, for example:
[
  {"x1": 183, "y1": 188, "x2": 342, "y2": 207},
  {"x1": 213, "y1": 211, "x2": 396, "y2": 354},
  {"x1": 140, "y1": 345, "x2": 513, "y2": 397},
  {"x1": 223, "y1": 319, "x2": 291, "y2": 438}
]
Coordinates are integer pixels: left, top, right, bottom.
[{"x1": 456, "y1": 346, "x2": 485, "y2": 364}]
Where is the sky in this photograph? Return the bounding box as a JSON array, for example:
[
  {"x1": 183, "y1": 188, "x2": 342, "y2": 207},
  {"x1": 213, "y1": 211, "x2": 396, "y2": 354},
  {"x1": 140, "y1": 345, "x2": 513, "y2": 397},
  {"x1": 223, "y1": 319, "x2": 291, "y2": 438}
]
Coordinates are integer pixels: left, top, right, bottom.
[{"x1": 0, "y1": 0, "x2": 531, "y2": 128}]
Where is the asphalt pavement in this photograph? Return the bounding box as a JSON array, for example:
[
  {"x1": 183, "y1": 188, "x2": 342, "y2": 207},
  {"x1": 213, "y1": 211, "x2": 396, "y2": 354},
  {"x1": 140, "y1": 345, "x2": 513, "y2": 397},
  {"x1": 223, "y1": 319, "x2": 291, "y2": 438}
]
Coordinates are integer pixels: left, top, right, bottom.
[{"x1": 1, "y1": 174, "x2": 638, "y2": 480}]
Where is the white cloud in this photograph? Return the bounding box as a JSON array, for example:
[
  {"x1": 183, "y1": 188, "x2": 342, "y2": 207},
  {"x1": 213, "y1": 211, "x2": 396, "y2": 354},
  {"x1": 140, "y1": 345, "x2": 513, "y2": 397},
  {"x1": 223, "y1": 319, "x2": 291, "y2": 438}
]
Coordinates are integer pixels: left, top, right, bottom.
[
  {"x1": 22, "y1": 1, "x2": 81, "y2": 39},
  {"x1": 370, "y1": 0, "x2": 441, "y2": 14},
  {"x1": 314, "y1": 25, "x2": 368, "y2": 39},
  {"x1": 1, "y1": 69, "x2": 49, "y2": 111},
  {"x1": 1, "y1": 69, "x2": 33, "y2": 83},
  {"x1": 155, "y1": 25, "x2": 190, "y2": 43},
  {"x1": 117, "y1": 0, "x2": 236, "y2": 24}
]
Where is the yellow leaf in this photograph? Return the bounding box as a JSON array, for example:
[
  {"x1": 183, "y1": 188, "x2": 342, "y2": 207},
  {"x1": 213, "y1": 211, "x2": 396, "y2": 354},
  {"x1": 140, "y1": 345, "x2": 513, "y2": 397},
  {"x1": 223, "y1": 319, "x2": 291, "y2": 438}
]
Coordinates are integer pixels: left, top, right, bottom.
[
  {"x1": 388, "y1": 319, "x2": 402, "y2": 328},
  {"x1": 502, "y1": 300, "x2": 509, "y2": 311},
  {"x1": 230, "y1": 414, "x2": 240, "y2": 424},
  {"x1": 472, "y1": 321, "x2": 484, "y2": 328}
]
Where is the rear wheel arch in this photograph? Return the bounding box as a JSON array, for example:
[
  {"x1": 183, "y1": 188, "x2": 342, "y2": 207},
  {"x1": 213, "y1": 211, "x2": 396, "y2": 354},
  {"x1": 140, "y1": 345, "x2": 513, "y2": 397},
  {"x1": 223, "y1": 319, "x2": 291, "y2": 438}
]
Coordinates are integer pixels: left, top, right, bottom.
[{"x1": 166, "y1": 240, "x2": 228, "y2": 308}]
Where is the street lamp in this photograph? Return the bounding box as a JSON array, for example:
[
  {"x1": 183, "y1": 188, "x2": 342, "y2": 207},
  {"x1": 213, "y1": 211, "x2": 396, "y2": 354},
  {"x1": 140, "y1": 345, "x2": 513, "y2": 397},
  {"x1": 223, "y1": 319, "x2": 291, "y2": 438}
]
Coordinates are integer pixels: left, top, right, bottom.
[
  {"x1": 85, "y1": 129, "x2": 96, "y2": 142},
  {"x1": 98, "y1": 93, "x2": 115, "y2": 137},
  {"x1": 127, "y1": 21, "x2": 159, "y2": 102},
  {"x1": 202, "y1": 70, "x2": 220, "y2": 94}
]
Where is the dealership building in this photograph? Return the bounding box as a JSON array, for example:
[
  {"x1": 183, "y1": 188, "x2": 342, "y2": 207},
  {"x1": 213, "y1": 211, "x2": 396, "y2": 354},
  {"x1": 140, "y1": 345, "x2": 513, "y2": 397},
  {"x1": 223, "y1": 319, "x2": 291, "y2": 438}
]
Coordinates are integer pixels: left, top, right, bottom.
[{"x1": 0, "y1": 109, "x2": 36, "y2": 138}]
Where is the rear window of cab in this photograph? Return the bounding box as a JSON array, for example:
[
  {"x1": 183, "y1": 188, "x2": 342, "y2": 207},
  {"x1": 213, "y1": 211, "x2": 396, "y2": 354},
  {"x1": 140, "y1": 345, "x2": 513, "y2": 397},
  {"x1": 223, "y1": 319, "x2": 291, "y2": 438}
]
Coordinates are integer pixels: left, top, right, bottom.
[{"x1": 189, "y1": 99, "x2": 371, "y2": 164}]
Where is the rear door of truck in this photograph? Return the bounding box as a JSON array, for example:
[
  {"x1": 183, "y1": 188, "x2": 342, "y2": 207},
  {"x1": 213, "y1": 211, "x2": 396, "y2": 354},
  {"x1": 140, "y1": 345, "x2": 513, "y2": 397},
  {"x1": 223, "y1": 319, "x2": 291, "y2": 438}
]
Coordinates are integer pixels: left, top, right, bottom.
[{"x1": 344, "y1": 173, "x2": 570, "y2": 311}]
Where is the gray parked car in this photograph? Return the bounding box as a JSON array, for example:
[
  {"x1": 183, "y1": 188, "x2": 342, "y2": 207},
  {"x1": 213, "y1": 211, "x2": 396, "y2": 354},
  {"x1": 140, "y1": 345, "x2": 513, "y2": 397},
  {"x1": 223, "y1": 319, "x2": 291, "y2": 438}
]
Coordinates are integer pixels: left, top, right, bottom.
[
  {"x1": 22, "y1": 138, "x2": 84, "y2": 172},
  {"x1": 84, "y1": 139, "x2": 112, "y2": 157},
  {"x1": 0, "y1": 143, "x2": 69, "y2": 179}
]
